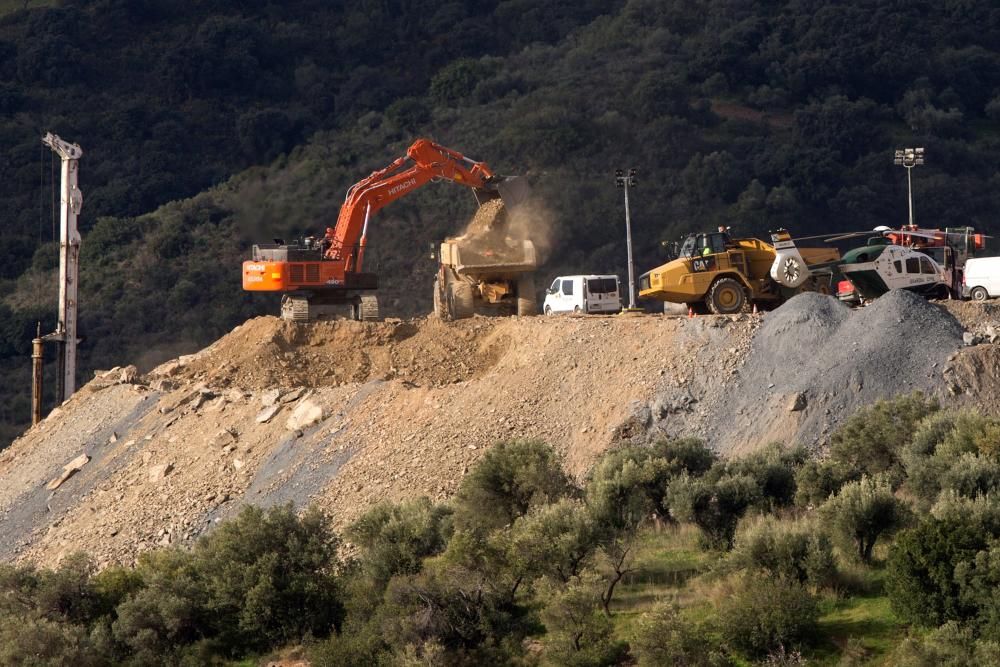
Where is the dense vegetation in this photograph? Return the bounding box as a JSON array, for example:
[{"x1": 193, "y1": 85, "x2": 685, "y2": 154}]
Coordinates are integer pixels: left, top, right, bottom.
[
  {"x1": 2, "y1": 2, "x2": 1000, "y2": 440},
  {"x1": 5, "y1": 394, "x2": 1000, "y2": 665}
]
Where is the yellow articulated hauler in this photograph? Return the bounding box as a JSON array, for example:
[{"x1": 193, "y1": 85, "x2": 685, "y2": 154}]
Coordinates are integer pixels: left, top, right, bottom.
[{"x1": 638, "y1": 228, "x2": 841, "y2": 314}]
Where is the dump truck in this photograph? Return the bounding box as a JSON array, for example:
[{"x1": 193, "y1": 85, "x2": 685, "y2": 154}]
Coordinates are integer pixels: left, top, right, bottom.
[
  {"x1": 638, "y1": 228, "x2": 841, "y2": 314},
  {"x1": 242, "y1": 139, "x2": 532, "y2": 322},
  {"x1": 433, "y1": 187, "x2": 538, "y2": 320}
]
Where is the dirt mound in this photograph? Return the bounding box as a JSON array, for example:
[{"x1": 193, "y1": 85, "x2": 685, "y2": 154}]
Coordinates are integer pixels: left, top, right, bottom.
[
  {"x1": 3, "y1": 294, "x2": 1000, "y2": 569},
  {"x1": 153, "y1": 316, "x2": 509, "y2": 390},
  {"x1": 650, "y1": 291, "x2": 967, "y2": 455}
]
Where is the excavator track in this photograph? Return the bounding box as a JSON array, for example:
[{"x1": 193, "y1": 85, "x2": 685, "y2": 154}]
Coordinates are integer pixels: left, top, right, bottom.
[
  {"x1": 281, "y1": 295, "x2": 311, "y2": 323},
  {"x1": 356, "y1": 295, "x2": 379, "y2": 321}
]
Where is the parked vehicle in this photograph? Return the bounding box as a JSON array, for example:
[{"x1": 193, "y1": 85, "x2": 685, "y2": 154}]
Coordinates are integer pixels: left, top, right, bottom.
[
  {"x1": 543, "y1": 275, "x2": 621, "y2": 314},
  {"x1": 963, "y1": 257, "x2": 1000, "y2": 301}
]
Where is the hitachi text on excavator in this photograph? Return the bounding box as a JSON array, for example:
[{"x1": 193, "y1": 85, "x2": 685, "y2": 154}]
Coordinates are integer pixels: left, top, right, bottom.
[{"x1": 242, "y1": 139, "x2": 531, "y2": 322}]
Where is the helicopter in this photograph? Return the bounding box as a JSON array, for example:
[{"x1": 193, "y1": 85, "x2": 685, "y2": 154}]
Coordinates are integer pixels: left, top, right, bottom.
[{"x1": 770, "y1": 225, "x2": 988, "y2": 302}]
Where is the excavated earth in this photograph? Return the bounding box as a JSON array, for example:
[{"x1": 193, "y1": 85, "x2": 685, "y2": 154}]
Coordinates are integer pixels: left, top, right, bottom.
[{"x1": 2, "y1": 294, "x2": 999, "y2": 568}]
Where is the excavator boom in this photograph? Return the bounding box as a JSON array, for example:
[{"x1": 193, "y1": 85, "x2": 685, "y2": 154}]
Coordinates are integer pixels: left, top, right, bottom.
[{"x1": 242, "y1": 139, "x2": 525, "y2": 322}]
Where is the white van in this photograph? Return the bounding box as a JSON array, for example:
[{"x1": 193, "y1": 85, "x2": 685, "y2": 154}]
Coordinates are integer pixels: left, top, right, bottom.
[
  {"x1": 543, "y1": 275, "x2": 622, "y2": 314},
  {"x1": 964, "y1": 257, "x2": 1000, "y2": 301}
]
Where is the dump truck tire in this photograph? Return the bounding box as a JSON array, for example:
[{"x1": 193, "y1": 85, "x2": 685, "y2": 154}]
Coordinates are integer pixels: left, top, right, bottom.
[
  {"x1": 433, "y1": 279, "x2": 446, "y2": 318},
  {"x1": 516, "y1": 275, "x2": 537, "y2": 317},
  {"x1": 706, "y1": 277, "x2": 747, "y2": 314},
  {"x1": 447, "y1": 281, "x2": 474, "y2": 320}
]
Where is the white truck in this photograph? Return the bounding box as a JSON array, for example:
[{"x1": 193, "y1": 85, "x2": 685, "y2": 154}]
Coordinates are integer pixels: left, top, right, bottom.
[
  {"x1": 543, "y1": 275, "x2": 622, "y2": 314},
  {"x1": 963, "y1": 257, "x2": 1000, "y2": 301}
]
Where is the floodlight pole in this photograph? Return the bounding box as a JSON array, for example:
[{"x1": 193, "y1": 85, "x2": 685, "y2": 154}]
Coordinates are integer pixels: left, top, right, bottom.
[
  {"x1": 615, "y1": 168, "x2": 638, "y2": 310},
  {"x1": 894, "y1": 147, "x2": 924, "y2": 228}
]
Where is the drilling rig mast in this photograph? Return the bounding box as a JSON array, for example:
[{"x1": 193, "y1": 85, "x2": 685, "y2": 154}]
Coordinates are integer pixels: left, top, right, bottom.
[{"x1": 41, "y1": 132, "x2": 83, "y2": 403}]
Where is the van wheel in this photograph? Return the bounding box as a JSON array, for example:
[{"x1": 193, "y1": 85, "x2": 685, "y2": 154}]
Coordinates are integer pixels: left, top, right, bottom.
[
  {"x1": 971, "y1": 286, "x2": 989, "y2": 302},
  {"x1": 706, "y1": 277, "x2": 747, "y2": 314},
  {"x1": 544, "y1": 305, "x2": 552, "y2": 315},
  {"x1": 573, "y1": 305, "x2": 581, "y2": 313}
]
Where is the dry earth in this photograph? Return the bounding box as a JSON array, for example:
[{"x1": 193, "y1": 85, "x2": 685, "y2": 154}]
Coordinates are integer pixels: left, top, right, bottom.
[{"x1": 1, "y1": 295, "x2": 998, "y2": 569}]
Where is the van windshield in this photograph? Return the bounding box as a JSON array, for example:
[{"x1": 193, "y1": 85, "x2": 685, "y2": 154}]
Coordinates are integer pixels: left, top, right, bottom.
[{"x1": 587, "y1": 278, "x2": 618, "y2": 294}]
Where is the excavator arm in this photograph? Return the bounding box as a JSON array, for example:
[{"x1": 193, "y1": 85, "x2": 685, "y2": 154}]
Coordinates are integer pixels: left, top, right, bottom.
[{"x1": 323, "y1": 139, "x2": 503, "y2": 272}]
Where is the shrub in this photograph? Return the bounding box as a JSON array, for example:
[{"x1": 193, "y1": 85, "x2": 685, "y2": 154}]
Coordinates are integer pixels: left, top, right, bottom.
[
  {"x1": 793, "y1": 459, "x2": 845, "y2": 507},
  {"x1": 886, "y1": 516, "x2": 988, "y2": 626},
  {"x1": 729, "y1": 515, "x2": 836, "y2": 588},
  {"x1": 820, "y1": 474, "x2": 910, "y2": 563},
  {"x1": 726, "y1": 443, "x2": 805, "y2": 510},
  {"x1": 347, "y1": 498, "x2": 452, "y2": 592},
  {"x1": 192, "y1": 504, "x2": 342, "y2": 650},
  {"x1": 0, "y1": 613, "x2": 105, "y2": 667},
  {"x1": 890, "y1": 621, "x2": 1000, "y2": 666},
  {"x1": 538, "y1": 574, "x2": 628, "y2": 667},
  {"x1": 718, "y1": 576, "x2": 819, "y2": 658},
  {"x1": 828, "y1": 393, "x2": 938, "y2": 482},
  {"x1": 632, "y1": 603, "x2": 728, "y2": 666},
  {"x1": 451, "y1": 440, "x2": 573, "y2": 533}
]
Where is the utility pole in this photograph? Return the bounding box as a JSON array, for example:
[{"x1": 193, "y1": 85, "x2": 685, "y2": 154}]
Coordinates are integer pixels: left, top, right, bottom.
[
  {"x1": 893, "y1": 147, "x2": 924, "y2": 228},
  {"x1": 615, "y1": 168, "x2": 638, "y2": 310},
  {"x1": 41, "y1": 132, "x2": 83, "y2": 403}
]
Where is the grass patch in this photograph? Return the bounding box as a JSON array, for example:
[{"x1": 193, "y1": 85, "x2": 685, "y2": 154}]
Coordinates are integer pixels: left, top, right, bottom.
[
  {"x1": 611, "y1": 524, "x2": 714, "y2": 636},
  {"x1": 807, "y1": 593, "x2": 908, "y2": 665}
]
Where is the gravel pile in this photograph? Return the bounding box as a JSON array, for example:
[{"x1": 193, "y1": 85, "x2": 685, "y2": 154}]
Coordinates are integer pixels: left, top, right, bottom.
[{"x1": 694, "y1": 290, "x2": 965, "y2": 454}]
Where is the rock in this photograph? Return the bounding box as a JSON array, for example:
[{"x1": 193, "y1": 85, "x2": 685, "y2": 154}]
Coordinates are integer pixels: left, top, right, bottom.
[
  {"x1": 232, "y1": 459, "x2": 244, "y2": 471},
  {"x1": 46, "y1": 453, "x2": 91, "y2": 490},
  {"x1": 256, "y1": 404, "x2": 282, "y2": 424},
  {"x1": 280, "y1": 387, "x2": 307, "y2": 404},
  {"x1": 209, "y1": 429, "x2": 237, "y2": 448},
  {"x1": 285, "y1": 398, "x2": 325, "y2": 431},
  {"x1": 224, "y1": 388, "x2": 246, "y2": 403},
  {"x1": 148, "y1": 463, "x2": 174, "y2": 483},
  {"x1": 963, "y1": 332, "x2": 982, "y2": 346},
  {"x1": 119, "y1": 365, "x2": 139, "y2": 384},
  {"x1": 261, "y1": 388, "x2": 283, "y2": 407},
  {"x1": 150, "y1": 378, "x2": 176, "y2": 393},
  {"x1": 108, "y1": 432, "x2": 118, "y2": 444},
  {"x1": 789, "y1": 392, "x2": 808, "y2": 412}
]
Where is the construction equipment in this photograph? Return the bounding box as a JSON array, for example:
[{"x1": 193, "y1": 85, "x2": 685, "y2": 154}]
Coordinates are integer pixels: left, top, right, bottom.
[
  {"x1": 243, "y1": 139, "x2": 530, "y2": 322},
  {"x1": 41, "y1": 132, "x2": 83, "y2": 403},
  {"x1": 433, "y1": 182, "x2": 538, "y2": 320},
  {"x1": 638, "y1": 228, "x2": 841, "y2": 314}
]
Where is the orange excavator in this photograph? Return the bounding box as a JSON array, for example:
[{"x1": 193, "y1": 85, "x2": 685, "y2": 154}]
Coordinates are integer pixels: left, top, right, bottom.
[{"x1": 242, "y1": 139, "x2": 528, "y2": 321}]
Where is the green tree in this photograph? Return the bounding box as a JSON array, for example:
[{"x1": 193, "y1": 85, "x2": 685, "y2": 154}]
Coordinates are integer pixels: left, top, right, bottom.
[
  {"x1": 828, "y1": 393, "x2": 938, "y2": 484},
  {"x1": 347, "y1": 498, "x2": 452, "y2": 593},
  {"x1": 820, "y1": 475, "x2": 910, "y2": 563},
  {"x1": 451, "y1": 440, "x2": 573, "y2": 534},
  {"x1": 538, "y1": 574, "x2": 628, "y2": 667},
  {"x1": 508, "y1": 498, "x2": 600, "y2": 584},
  {"x1": 667, "y1": 472, "x2": 761, "y2": 550}
]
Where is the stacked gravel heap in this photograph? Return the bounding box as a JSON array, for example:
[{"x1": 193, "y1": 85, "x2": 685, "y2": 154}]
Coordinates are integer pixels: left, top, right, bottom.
[{"x1": 701, "y1": 290, "x2": 965, "y2": 452}]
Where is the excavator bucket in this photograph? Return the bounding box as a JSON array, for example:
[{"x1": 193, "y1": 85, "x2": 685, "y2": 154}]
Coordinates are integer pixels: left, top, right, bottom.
[{"x1": 473, "y1": 175, "x2": 531, "y2": 211}]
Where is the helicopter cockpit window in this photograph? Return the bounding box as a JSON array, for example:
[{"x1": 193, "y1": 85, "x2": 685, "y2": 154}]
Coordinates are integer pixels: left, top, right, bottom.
[
  {"x1": 893, "y1": 260, "x2": 902, "y2": 273},
  {"x1": 920, "y1": 256, "x2": 936, "y2": 274},
  {"x1": 905, "y1": 257, "x2": 920, "y2": 273}
]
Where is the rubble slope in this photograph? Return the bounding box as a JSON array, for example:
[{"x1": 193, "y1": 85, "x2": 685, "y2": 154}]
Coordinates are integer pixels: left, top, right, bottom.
[{"x1": 1, "y1": 294, "x2": 998, "y2": 568}]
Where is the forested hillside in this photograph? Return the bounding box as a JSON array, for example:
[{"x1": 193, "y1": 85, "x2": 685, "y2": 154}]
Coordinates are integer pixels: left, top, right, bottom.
[{"x1": 2, "y1": 0, "x2": 1000, "y2": 444}]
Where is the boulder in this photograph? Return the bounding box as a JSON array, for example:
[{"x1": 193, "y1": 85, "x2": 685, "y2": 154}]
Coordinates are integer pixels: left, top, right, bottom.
[
  {"x1": 261, "y1": 388, "x2": 283, "y2": 407},
  {"x1": 148, "y1": 463, "x2": 174, "y2": 483},
  {"x1": 46, "y1": 453, "x2": 91, "y2": 490},
  {"x1": 285, "y1": 398, "x2": 325, "y2": 431},
  {"x1": 256, "y1": 404, "x2": 282, "y2": 424}
]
